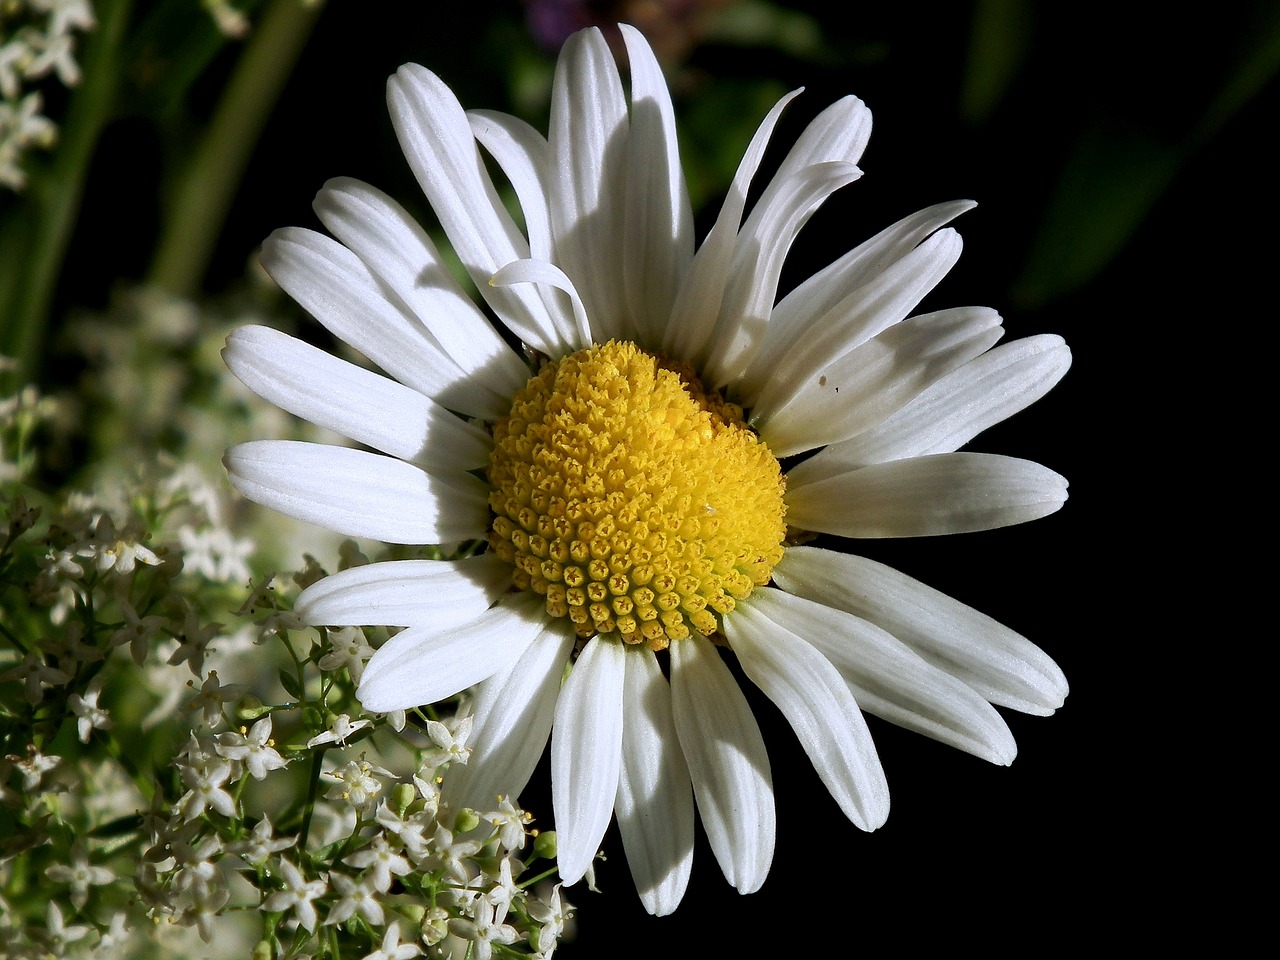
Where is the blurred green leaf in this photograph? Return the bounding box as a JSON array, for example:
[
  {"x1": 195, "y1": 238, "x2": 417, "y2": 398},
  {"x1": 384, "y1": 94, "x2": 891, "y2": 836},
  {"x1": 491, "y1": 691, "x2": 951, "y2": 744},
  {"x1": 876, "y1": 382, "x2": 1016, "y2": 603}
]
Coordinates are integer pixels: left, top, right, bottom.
[
  {"x1": 1015, "y1": 7, "x2": 1280, "y2": 307},
  {"x1": 961, "y1": 0, "x2": 1033, "y2": 125}
]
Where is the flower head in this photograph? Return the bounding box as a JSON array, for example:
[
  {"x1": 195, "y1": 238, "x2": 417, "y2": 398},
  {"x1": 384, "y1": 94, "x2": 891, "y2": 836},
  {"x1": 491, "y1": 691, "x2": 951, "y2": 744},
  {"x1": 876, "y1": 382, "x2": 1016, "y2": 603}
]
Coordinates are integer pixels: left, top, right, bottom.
[{"x1": 225, "y1": 24, "x2": 1070, "y2": 915}]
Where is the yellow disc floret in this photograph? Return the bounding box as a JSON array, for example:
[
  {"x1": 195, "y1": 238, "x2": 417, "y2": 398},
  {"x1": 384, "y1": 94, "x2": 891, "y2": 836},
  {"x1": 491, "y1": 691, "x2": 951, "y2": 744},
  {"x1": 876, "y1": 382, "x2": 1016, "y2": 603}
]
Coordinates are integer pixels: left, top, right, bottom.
[{"x1": 488, "y1": 340, "x2": 786, "y2": 650}]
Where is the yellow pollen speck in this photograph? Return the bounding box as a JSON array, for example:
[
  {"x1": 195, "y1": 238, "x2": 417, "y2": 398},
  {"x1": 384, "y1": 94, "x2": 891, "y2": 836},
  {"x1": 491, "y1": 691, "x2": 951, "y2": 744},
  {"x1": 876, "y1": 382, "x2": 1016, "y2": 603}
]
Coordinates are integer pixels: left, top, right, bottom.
[{"x1": 488, "y1": 340, "x2": 786, "y2": 650}]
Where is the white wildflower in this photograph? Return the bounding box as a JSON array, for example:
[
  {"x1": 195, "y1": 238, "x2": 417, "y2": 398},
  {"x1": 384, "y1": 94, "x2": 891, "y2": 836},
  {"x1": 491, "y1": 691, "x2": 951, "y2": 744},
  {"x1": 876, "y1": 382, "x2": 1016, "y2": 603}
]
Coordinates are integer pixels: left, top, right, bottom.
[
  {"x1": 325, "y1": 871, "x2": 385, "y2": 927},
  {"x1": 341, "y1": 833, "x2": 410, "y2": 893},
  {"x1": 226, "y1": 816, "x2": 295, "y2": 865},
  {"x1": 323, "y1": 756, "x2": 389, "y2": 814},
  {"x1": 215, "y1": 716, "x2": 288, "y2": 780},
  {"x1": 527, "y1": 883, "x2": 575, "y2": 959},
  {"x1": 447, "y1": 900, "x2": 518, "y2": 960},
  {"x1": 45, "y1": 843, "x2": 113, "y2": 910},
  {"x1": 317, "y1": 626, "x2": 375, "y2": 682},
  {"x1": 363, "y1": 922, "x2": 421, "y2": 960},
  {"x1": 418, "y1": 714, "x2": 472, "y2": 771},
  {"x1": 307, "y1": 712, "x2": 370, "y2": 748},
  {"x1": 67, "y1": 674, "x2": 113, "y2": 742},
  {"x1": 261, "y1": 859, "x2": 327, "y2": 933}
]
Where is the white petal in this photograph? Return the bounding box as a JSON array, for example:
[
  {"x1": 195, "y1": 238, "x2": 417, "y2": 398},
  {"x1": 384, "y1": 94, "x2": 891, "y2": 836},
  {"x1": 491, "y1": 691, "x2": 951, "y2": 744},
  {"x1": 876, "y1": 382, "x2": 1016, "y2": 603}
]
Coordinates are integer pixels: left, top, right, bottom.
[
  {"x1": 615, "y1": 646, "x2": 694, "y2": 916},
  {"x1": 742, "y1": 227, "x2": 964, "y2": 410},
  {"x1": 388, "y1": 64, "x2": 570, "y2": 355},
  {"x1": 552, "y1": 635, "x2": 627, "y2": 885},
  {"x1": 668, "y1": 633, "x2": 774, "y2": 894},
  {"x1": 224, "y1": 440, "x2": 488, "y2": 544},
  {"x1": 490, "y1": 258, "x2": 592, "y2": 347},
  {"x1": 764, "y1": 94, "x2": 872, "y2": 189},
  {"x1": 295, "y1": 554, "x2": 511, "y2": 628},
  {"x1": 775, "y1": 546, "x2": 1068, "y2": 715},
  {"x1": 548, "y1": 27, "x2": 629, "y2": 342},
  {"x1": 787, "y1": 334, "x2": 1073, "y2": 482},
  {"x1": 726, "y1": 599, "x2": 890, "y2": 831},
  {"x1": 663, "y1": 88, "x2": 803, "y2": 363},
  {"x1": 259, "y1": 228, "x2": 485, "y2": 412},
  {"x1": 752, "y1": 584, "x2": 1017, "y2": 764},
  {"x1": 223, "y1": 325, "x2": 491, "y2": 469},
  {"x1": 468, "y1": 109, "x2": 554, "y2": 261},
  {"x1": 756, "y1": 306, "x2": 1004, "y2": 457},
  {"x1": 785, "y1": 452, "x2": 1068, "y2": 538},
  {"x1": 357, "y1": 592, "x2": 547, "y2": 712},
  {"x1": 619, "y1": 23, "x2": 694, "y2": 347},
  {"x1": 757, "y1": 200, "x2": 975, "y2": 368},
  {"x1": 703, "y1": 160, "x2": 863, "y2": 389},
  {"x1": 441, "y1": 623, "x2": 575, "y2": 813},
  {"x1": 312, "y1": 177, "x2": 529, "y2": 410}
]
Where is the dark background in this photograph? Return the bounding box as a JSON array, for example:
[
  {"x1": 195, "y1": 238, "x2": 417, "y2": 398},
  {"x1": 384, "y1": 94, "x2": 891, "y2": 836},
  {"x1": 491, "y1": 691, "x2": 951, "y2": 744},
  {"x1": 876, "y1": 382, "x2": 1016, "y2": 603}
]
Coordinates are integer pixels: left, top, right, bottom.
[{"x1": 36, "y1": 0, "x2": 1273, "y2": 952}]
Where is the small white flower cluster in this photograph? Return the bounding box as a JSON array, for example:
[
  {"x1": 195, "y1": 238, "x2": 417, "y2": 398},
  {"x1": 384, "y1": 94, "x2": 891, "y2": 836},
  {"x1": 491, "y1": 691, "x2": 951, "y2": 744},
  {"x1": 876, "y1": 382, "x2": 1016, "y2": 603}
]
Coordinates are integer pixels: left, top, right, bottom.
[
  {"x1": 0, "y1": 0, "x2": 95, "y2": 189},
  {"x1": 1, "y1": 439, "x2": 576, "y2": 958},
  {"x1": 64, "y1": 284, "x2": 350, "y2": 573}
]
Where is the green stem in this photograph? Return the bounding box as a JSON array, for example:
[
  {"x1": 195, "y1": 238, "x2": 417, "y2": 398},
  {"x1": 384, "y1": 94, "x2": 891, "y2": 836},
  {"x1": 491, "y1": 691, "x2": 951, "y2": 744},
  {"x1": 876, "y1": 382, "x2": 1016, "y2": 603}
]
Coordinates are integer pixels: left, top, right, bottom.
[
  {"x1": 0, "y1": 0, "x2": 133, "y2": 385},
  {"x1": 146, "y1": 0, "x2": 324, "y2": 297},
  {"x1": 297, "y1": 744, "x2": 325, "y2": 851}
]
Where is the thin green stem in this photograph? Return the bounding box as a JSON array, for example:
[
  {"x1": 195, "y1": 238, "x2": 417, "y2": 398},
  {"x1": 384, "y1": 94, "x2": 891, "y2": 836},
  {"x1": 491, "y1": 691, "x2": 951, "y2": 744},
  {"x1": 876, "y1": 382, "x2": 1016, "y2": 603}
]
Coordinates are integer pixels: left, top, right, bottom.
[
  {"x1": 0, "y1": 0, "x2": 133, "y2": 385},
  {"x1": 147, "y1": 0, "x2": 324, "y2": 297}
]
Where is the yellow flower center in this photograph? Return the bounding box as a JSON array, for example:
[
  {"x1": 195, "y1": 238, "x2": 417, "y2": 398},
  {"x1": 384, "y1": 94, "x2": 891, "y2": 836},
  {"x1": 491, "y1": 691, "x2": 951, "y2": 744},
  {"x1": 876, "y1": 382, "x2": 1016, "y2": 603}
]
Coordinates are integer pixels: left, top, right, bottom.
[{"x1": 488, "y1": 340, "x2": 787, "y2": 650}]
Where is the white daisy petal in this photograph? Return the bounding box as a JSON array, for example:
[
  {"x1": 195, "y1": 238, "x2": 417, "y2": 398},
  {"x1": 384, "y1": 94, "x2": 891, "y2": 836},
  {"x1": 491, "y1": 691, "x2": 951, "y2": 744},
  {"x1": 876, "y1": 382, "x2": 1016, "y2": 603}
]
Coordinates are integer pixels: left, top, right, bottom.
[
  {"x1": 441, "y1": 623, "x2": 575, "y2": 814},
  {"x1": 756, "y1": 306, "x2": 1004, "y2": 457},
  {"x1": 223, "y1": 325, "x2": 492, "y2": 469},
  {"x1": 663, "y1": 88, "x2": 804, "y2": 362},
  {"x1": 356, "y1": 592, "x2": 547, "y2": 713},
  {"x1": 703, "y1": 159, "x2": 863, "y2": 389},
  {"x1": 388, "y1": 63, "x2": 570, "y2": 355},
  {"x1": 552, "y1": 636, "x2": 627, "y2": 886},
  {"x1": 295, "y1": 554, "x2": 511, "y2": 628},
  {"x1": 312, "y1": 177, "x2": 530, "y2": 410},
  {"x1": 752, "y1": 584, "x2": 1017, "y2": 764},
  {"x1": 760, "y1": 200, "x2": 976, "y2": 360},
  {"x1": 619, "y1": 23, "x2": 694, "y2": 346},
  {"x1": 225, "y1": 440, "x2": 488, "y2": 544},
  {"x1": 764, "y1": 93, "x2": 873, "y2": 187},
  {"x1": 744, "y1": 226, "x2": 964, "y2": 411},
  {"x1": 786, "y1": 334, "x2": 1073, "y2": 482},
  {"x1": 669, "y1": 633, "x2": 774, "y2": 894},
  {"x1": 548, "y1": 26, "x2": 629, "y2": 341},
  {"x1": 468, "y1": 108, "x2": 554, "y2": 261},
  {"x1": 259, "y1": 227, "x2": 483, "y2": 412},
  {"x1": 785, "y1": 451, "x2": 1068, "y2": 538},
  {"x1": 615, "y1": 646, "x2": 694, "y2": 916},
  {"x1": 726, "y1": 599, "x2": 890, "y2": 831},
  {"x1": 490, "y1": 258, "x2": 593, "y2": 348},
  {"x1": 775, "y1": 546, "x2": 1068, "y2": 715}
]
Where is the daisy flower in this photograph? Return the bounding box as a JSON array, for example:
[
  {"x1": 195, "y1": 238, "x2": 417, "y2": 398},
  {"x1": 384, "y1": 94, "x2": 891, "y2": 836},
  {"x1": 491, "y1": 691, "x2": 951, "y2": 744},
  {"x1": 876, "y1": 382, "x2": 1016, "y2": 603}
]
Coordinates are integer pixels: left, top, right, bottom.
[{"x1": 224, "y1": 25, "x2": 1070, "y2": 916}]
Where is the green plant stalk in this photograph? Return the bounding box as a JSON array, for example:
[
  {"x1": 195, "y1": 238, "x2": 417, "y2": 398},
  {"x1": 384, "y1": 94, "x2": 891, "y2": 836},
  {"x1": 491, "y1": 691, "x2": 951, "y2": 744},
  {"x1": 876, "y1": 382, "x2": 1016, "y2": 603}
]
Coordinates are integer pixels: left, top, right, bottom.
[
  {"x1": 0, "y1": 0, "x2": 133, "y2": 386},
  {"x1": 147, "y1": 0, "x2": 325, "y2": 298}
]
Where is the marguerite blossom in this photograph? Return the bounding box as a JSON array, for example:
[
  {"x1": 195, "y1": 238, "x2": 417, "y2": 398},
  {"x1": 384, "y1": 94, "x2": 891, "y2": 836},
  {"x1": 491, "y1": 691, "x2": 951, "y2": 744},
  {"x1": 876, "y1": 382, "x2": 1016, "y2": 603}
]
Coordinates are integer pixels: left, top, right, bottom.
[{"x1": 224, "y1": 24, "x2": 1070, "y2": 916}]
